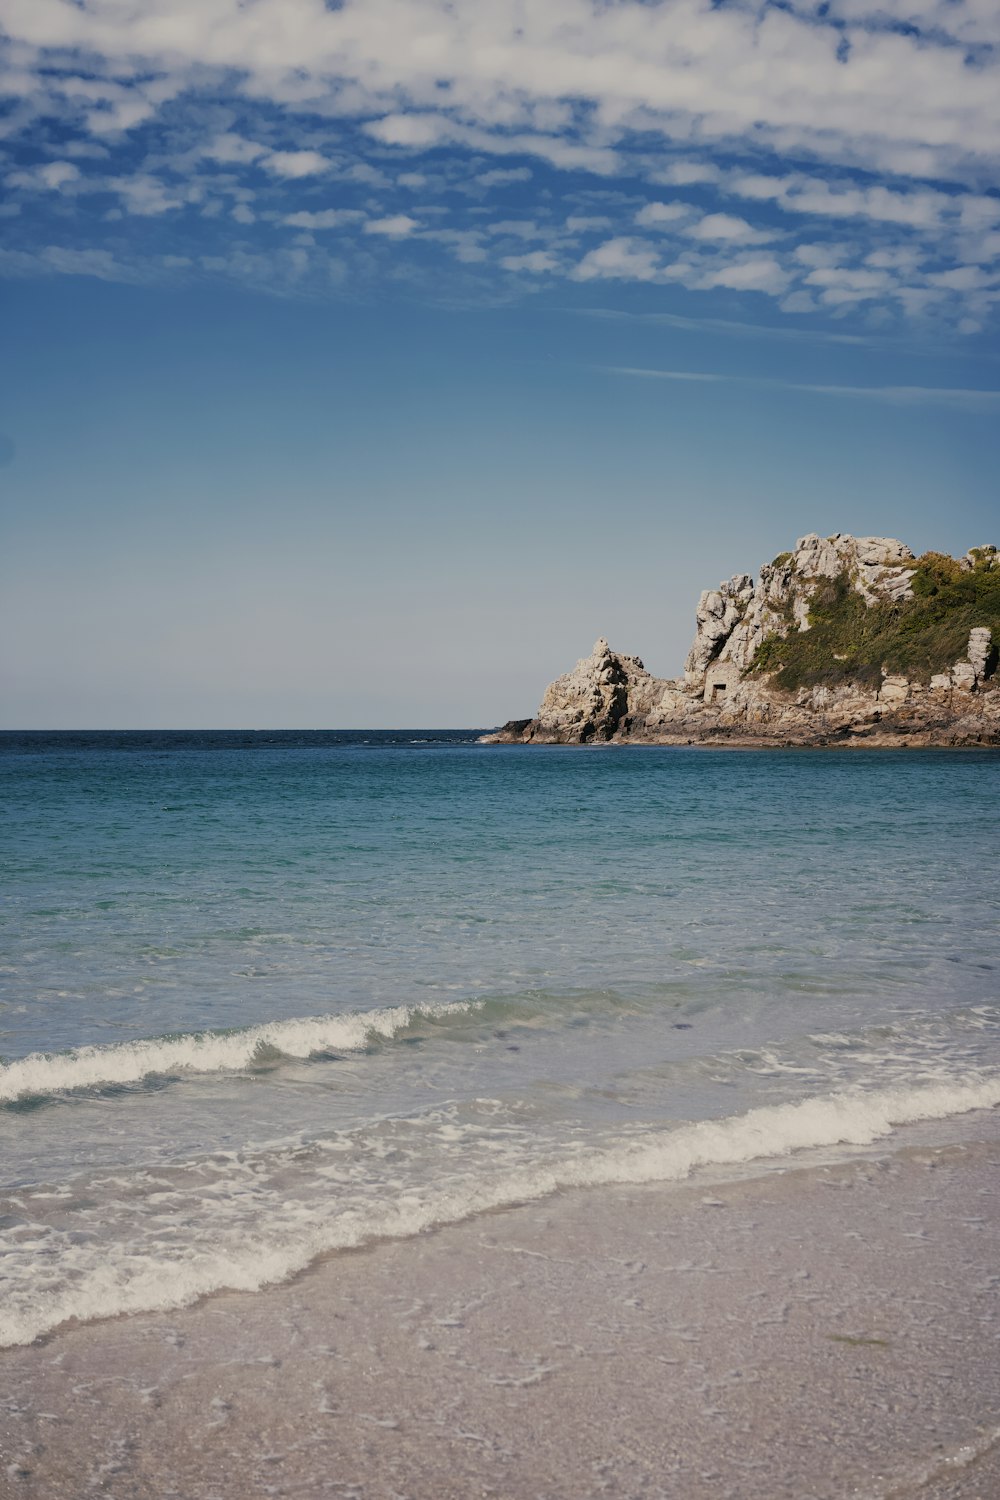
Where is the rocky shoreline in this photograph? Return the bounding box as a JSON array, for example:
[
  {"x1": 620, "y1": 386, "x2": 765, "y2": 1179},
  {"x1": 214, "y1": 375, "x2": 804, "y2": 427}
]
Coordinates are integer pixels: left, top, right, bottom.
[{"x1": 484, "y1": 533, "x2": 999, "y2": 749}]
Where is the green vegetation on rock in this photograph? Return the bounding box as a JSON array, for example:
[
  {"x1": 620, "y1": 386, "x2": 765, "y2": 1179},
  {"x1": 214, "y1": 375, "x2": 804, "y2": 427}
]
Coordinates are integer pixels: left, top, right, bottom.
[{"x1": 751, "y1": 551, "x2": 1000, "y2": 692}]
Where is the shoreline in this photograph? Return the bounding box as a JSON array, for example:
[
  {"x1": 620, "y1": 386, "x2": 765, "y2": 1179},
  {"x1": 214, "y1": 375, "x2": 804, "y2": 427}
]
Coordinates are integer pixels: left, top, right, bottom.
[
  {"x1": 4, "y1": 1110, "x2": 998, "y2": 1500},
  {"x1": 481, "y1": 733, "x2": 1000, "y2": 749}
]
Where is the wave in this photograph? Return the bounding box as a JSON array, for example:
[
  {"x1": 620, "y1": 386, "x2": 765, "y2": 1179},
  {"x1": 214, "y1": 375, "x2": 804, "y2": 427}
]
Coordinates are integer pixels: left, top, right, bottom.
[
  {"x1": 2, "y1": 1070, "x2": 996, "y2": 1348},
  {"x1": 0, "y1": 1000, "x2": 484, "y2": 1103}
]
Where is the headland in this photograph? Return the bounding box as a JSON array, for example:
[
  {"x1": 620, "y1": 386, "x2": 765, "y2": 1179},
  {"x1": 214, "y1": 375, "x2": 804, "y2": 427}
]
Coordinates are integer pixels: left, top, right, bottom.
[{"x1": 485, "y1": 534, "x2": 1000, "y2": 748}]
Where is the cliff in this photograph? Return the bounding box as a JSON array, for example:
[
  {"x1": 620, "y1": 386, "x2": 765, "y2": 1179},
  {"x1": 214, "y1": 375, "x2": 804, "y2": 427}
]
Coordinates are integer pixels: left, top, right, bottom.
[{"x1": 485, "y1": 534, "x2": 1000, "y2": 748}]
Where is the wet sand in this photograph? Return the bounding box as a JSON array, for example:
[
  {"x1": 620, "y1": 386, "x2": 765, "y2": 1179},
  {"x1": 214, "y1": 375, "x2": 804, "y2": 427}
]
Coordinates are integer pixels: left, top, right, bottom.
[{"x1": 3, "y1": 1115, "x2": 998, "y2": 1500}]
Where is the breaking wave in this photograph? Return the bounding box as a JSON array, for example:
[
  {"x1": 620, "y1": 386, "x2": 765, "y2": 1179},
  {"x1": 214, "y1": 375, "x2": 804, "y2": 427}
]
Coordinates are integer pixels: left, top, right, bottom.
[
  {"x1": 0, "y1": 1000, "x2": 484, "y2": 1103},
  {"x1": 2, "y1": 1070, "x2": 996, "y2": 1348}
]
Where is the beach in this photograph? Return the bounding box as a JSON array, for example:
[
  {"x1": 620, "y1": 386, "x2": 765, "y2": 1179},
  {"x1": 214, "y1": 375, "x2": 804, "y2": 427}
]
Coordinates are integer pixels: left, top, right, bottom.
[
  {"x1": 2, "y1": 734, "x2": 998, "y2": 1498},
  {"x1": 4, "y1": 1111, "x2": 998, "y2": 1500}
]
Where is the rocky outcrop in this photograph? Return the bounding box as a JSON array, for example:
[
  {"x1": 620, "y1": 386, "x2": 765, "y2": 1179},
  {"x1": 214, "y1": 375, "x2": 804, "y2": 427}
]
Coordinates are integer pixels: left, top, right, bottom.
[
  {"x1": 524, "y1": 638, "x2": 691, "y2": 742},
  {"x1": 683, "y1": 533, "x2": 914, "y2": 690},
  {"x1": 486, "y1": 533, "x2": 1000, "y2": 749}
]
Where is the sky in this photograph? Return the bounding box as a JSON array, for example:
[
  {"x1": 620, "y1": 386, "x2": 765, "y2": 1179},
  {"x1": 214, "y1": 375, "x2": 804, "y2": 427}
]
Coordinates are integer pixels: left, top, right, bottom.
[{"x1": 1, "y1": 0, "x2": 998, "y2": 728}]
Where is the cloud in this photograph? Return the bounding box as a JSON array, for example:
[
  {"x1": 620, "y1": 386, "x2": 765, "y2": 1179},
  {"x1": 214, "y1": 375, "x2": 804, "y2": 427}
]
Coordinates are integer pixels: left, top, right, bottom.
[
  {"x1": 203, "y1": 134, "x2": 268, "y2": 167},
  {"x1": 488, "y1": 219, "x2": 547, "y2": 240},
  {"x1": 365, "y1": 113, "x2": 618, "y2": 174},
  {"x1": 697, "y1": 257, "x2": 791, "y2": 294},
  {"x1": 0, "y1": 245, "x2": 144, "y2": 283},
  {"x1": 650, "y1": 161, "x2": 723, "y2": 188},
  {"x1": 565, "y1": 215, "x2": 612, "y2": 232},
  {"x1": 634, "y1": 202, "x2": 692, "y2": 228},
  {"x1": 262, "y1": 151, "x2": 330, "y2": 179},
  {"x1": 283, "y1": 209, "x2": 361, "y2": 230},
  {"x1": 572, "y1": 237, "x2": 661, "y2": 283},
  {"x1": 605, "y1": 365, "x2": 1000, "y2": 410},
  {"x1": 0, "y1": 0, "x2": 997, "y2": 330},
  {"x1": 501, "y1": 250, "x2": 558, "y2": 273},
  {"x1": 364, "y1": 214, "x2": 420, "y2": 236},
  {"x1": 6, "y1": 161, "x2": 81, "y2": 191},
  {"x1": 4, "y1": 0, "x2": 999, "y2": 189},
  {"x1": 684, "y1": 213, "x2": 776, "y2": 245},
  {"x1": 476, "y1": 167, "x2": 532, "y2": 188},
  {"x1": 571, "y1": 305, "x2": 877, "y2": 346},
  {"x1": 108, "y1": 174, "x2": 183, "y2": 215}
]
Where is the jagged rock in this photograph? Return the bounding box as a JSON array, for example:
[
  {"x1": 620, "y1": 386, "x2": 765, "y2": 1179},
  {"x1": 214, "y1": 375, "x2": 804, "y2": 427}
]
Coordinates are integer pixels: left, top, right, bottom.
[
  {"x1": 531, "y1": 638, "x2": 663, "y2": 742},
  {"x1": 682, "y1": 533, "x2": 915, "y2": 693},
  {"x1": 952, "y1": 663, "x2": 977, "y2": 692}
]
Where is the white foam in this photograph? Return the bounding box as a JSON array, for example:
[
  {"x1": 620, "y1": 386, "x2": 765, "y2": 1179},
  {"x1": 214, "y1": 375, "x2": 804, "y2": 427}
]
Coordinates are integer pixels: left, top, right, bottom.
[
  {"x1": 0, "y1": 1000, "x2": 482, "y2": 1103},
  {"x1": 1, "y1": 1071, "x2": 996, "y2": 1348}
]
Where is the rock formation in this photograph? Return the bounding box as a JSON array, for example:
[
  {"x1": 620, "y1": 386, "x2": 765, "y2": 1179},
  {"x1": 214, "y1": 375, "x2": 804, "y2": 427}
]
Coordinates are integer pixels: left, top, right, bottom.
[{"x1": 485, "y1": 533, "x2": 1000, "y2": 748}]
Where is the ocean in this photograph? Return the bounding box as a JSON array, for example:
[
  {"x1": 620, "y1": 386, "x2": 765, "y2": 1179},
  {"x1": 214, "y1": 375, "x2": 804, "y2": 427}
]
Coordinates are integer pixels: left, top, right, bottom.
[{"x1": 2, "y1": 732, "x2": 999, "y2": 1355}]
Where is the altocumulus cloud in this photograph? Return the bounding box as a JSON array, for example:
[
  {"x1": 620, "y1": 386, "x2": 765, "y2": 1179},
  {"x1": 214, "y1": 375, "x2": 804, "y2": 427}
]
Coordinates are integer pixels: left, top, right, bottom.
[{"x1": 0, "y1": 0, "x2": 997, "y2": 330}]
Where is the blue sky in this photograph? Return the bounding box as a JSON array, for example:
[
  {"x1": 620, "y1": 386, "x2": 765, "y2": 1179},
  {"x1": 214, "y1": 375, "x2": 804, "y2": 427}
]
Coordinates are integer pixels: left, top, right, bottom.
[{"x1": 1, "y1": 1, "x2": 998, "y2": 727}]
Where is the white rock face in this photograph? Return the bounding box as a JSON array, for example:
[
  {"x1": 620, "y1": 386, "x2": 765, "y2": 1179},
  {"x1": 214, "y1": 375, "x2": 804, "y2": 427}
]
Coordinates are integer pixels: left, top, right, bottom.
[
  {"x1": 879, "y1": 675, "x2": 910, "y2": 705},
  {"x1": 968, "y1": 627, "x2": 995, "y2": 683},
  {"x1": 683, "y1": 533, "x2": 915, "y2": 691}
]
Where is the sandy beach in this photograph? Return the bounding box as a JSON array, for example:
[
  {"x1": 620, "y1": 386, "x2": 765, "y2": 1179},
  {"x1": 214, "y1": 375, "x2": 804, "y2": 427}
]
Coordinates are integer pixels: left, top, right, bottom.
[{"x1": 3, "y1": 1110, "x2": 997, "y2": 1500}]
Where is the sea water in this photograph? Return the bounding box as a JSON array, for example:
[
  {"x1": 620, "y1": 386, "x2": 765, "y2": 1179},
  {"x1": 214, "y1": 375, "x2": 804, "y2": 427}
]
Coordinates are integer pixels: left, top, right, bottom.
[{"x1": 1, "y1": 732, "x2": 998, "y2": 1348}]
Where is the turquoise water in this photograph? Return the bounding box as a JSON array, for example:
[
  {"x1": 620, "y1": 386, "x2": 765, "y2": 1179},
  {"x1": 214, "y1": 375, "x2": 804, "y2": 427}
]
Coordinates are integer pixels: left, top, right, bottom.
[{"x1": 1, "y1": 733, "x2": 999, "y2": 1345}]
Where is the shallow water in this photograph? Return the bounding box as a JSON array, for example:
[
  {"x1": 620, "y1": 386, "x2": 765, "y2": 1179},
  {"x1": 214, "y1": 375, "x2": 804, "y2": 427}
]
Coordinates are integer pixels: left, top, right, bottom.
[{"x1": 2, "y1": 732, "x2": 998, "y2": 1346}]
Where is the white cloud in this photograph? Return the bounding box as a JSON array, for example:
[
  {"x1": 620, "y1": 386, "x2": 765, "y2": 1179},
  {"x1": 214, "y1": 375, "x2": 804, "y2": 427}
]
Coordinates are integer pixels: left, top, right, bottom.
[
  {"x1": 108, "y1": 174, "x2": 183, "y2": 215},
  {"x1": 3, "y1": 0, "x2": 999, "y2": 187},
  {"x1": 805, "y1": 264, "x2": 895, "y2": 305},
  {"x1": 364, "y1": 214, "x2": 420, "y2": 236},
  {"x1": 283, "y1": 209, "x2": 360, "y2": 229},
  {"x1": 684, "y1": 213, "x2": 775, "y2": 245},
  {"x1": 565, "y1": 215, "x2": 612, "y2": 232},
  {"x1": 203, "y1": 134, "x2": 268, "y2": 166},
  {"x1": 634, "y1": 202, "x2": 692, "y2": 228},
  {"x1": 501, "y1": 250, "x2": 558, "y2": 273},
  {"x1": 423, "y1": 228, "x2": 488, "y2": 262},
  {"x1": 476, "y1": 167, "x2": 532, "y2": 188},
  {"x1": 606, "y1": 365, "x2": 1000, "y2": 410},
  {"x1": 650, "y1": 161, "x2": 723, "y2": 188},
  {"x1": 262, "y1": 150, "x2": 330, "y2": 179},
  {"x1": 488, "y1": 219, "x2": 547, "y2": 240},
  {"x1": 7, "y1": 160, "x2": 81, "y2": 191},
  {"x1": 726, "y1": 173, "x2": 954, "y2": 231},
  {"x1": 36, "y1": 246, "x2": 141, "y2": 282},
  {"x1": 697, "y1": 257, "x2": 791, "y2": 294},
  {"x1": 573, "y1": 237, "x2": 661, "y2": 283},
  {"x1": 0, "y1": 0, "x2": 997, "y2": 328},
  {"x1": 366, "y1": 114, "x2": 618, "y2": 174}
]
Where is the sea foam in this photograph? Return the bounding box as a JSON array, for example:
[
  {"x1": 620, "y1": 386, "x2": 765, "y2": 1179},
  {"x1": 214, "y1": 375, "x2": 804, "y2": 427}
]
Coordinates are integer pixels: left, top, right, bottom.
[
  {"x1": 0, "y1": 1000, "x2": 482, "y2": 1103},
  {"x1": 2, "y1": 1071, "x2": 996, "y2": 1348}
]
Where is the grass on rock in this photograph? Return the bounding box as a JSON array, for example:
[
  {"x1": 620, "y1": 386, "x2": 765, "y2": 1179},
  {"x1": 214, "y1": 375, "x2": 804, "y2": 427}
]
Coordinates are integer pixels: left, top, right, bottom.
[{"x1": 751, "y1": 552, "x2": 1000, "y2": 693}]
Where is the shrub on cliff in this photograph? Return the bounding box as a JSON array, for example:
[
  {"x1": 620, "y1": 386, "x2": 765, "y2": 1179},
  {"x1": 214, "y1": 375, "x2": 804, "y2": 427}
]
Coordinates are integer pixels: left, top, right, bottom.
[{"x1": 751, "y1": 551, "x2": 1000, "y2": 692}]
